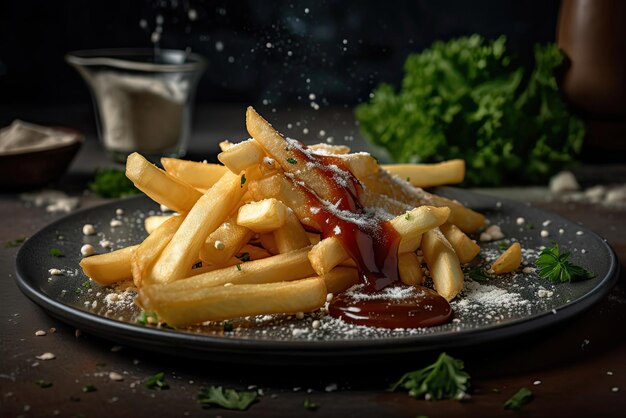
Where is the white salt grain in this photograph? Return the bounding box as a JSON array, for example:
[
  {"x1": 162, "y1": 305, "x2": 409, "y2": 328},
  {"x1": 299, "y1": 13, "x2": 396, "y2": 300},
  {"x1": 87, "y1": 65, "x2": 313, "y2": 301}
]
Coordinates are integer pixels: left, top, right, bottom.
[{"x1": 36, "y1": 352, "x2": 56, "y2": 360}]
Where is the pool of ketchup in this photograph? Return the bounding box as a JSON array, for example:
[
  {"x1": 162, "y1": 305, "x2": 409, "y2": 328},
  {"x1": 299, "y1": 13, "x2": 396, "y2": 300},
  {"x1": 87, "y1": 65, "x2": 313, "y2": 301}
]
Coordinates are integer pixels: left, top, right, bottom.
[{"x1": 285, "y1": 141, "x2": 452, "y2": 329}]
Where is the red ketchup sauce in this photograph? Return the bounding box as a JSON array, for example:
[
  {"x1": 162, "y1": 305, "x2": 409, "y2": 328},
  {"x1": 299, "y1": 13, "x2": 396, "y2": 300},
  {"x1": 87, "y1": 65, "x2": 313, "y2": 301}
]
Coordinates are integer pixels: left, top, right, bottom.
[{"x1": 284, "y1": 140, "x2": 452, "y2": 329}]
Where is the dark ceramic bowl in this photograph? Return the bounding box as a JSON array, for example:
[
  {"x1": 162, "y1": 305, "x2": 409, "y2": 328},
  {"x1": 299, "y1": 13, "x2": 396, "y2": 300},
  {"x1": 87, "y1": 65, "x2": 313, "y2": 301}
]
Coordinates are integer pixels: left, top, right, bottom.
[{"x1": 0, "y1": 128, "x2": 83, "y2": 191}]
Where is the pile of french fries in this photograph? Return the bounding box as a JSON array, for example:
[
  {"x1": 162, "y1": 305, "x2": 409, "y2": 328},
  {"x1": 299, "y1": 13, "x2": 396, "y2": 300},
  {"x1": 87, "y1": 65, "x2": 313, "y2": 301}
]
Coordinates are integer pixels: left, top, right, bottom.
[{"x1": 80, "y1": 107, "x2": 522, "y2": 328}]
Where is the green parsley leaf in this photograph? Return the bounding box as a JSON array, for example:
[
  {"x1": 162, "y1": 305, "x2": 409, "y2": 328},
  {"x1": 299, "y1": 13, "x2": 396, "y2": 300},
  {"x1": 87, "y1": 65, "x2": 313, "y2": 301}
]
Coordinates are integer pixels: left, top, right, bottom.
[
  {"x1": 535, "y1": 242, "x2": 595, "y2": 283},
  {"x1": 236, "y1": 263, "x2": 242, "y2": 271},
  {"x1": 82, "y1": 384, "x2": 97, "y2": 393},
  {"x1": 406, "y1": 177, "x2": 411, "y2": 183},
  {"x1": 241, "y1": 174, "x2": 247, "y2": 188},
  {"x1": 145, "y1": 372, "x2": 169, "y2": 390},
  {"x1": 405, "y1": 213, "x2": 411, "y2": 220},
  {"x1": 49, "y1": 247, "x2": 64, "y2": 257},
  {"x1": 89, "y1": 168, "x2": 140, "y2": 198},
  {"x1": 136, "y1": 311, "x2": 159, "y2": 326},
  {"x1": 390, "y1": 352, "x2": 470, "y2": 401},
  {"x1": 496, "y1": 240, "x2": 511, "y2": 251},
  {"x1": 303, "y1": 398, "x2": 319, "y2": 411},
  {"x1": 286, "y1": 157, "x2": 297, "y2": 164},
  {"x1": 82, "y1": 280, "x2": 91, "y2": 289},
  {"x1": 198, "y1": 386, "x2": 258, "y2": 410},
  {"x1": 223, "y1": 321, "x2": 233, "y2": 332},
  {"x1": 466, "y1": 266, "x2": 491, "y2": 283},
  {"x1": 525, "y1": 223, "x2": 535, "y2": 230},
  {"x1": 5, "y1": 237, "x2": 26, "y2": 248},
  {"x1": 504, "y1": 387, "x2": 533, "y2": 410},
  {"x1": 35, "y1": 379, "x2": 53, "y2": 388},
  {"x1": 236, "y1": 252, "x2": 251, "y2": 262}
]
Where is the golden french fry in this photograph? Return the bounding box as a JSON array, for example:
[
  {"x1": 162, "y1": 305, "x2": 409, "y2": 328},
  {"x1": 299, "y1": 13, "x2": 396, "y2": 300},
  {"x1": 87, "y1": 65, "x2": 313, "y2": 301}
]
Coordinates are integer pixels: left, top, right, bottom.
[
  {"x1": 390, "y1": 206, "x2": 450, "y2": 253},
  {"x1": 306, "y1": 232, "x2": 321, "y2": 245},
  {"x1": 200, "y1": 215, "x2": 253, "y2": 267},
  {"x1": 308, "y1": 143, "x2": 351, "y2": 154},
  {"x1": 323, "y1": 267, "x2": 359, "y2": 294},
  {"x1": 421, "y1": 228, "x2": 464, "y2": 301},
  {"x1": 149, "y1": 171, "x2": 246, "y2": 284},
  {"x1": 80, "y1": 245, "x2": 137, "y2": 285},
  {"x1": 237, "y1": 198, "x2": 288, "y2": 233},
  {"x1": 439, "y1": 223, "x2": 480, "y2": 264},
  {"x1": 132, "y1": 215, "x2": 185, "y2": 287},
  {"x1": 146, "y1": 246, "x2": 314, "y2": 292},
  {"x1": 126, "y1": 152, "x2": 202, "y2": 213},
  {"x1": 238, "y1": 244, "x2": 272, "y2": 261},
  {"x1": 308, "y1": 237, "x2": 349, "y2": 276},
  {"x1": 140, "y1": 277, "x2": 326, "y2": 326},
  {"x1": 491, "y1": 242, "x2": 522, "y2": 274},
  {"x1": 398, "y1": 252, "x2": 424, "y2": 286},
  {"x1": 273, "y1": 210, "x2": 311, "y2": 253},
  {"x1": 219, "y1": 140, "x2": 234, "y2": 151},
  {"x1": 144, "y1": 215, "x2": 175, "y2": 234},
  {"x1": 218, "y1": 139, "x2": 265, "y2": 174},
  {"x1": 161, "y1": 158, "x2": 228, "y2": 190},
  {"x1": 259, "y1": 233, "x2": 279, "y2": 255},
  {"x1": 382, "y1": 160, "x2": 465, "y2": 188}
]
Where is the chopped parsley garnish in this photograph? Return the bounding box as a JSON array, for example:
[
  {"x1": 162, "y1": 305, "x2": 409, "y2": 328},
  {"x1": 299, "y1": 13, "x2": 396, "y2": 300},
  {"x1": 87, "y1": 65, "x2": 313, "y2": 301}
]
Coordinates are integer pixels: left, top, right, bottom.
[
  {"x1": 35, "y1": 379, "x2": 53, "y2": 388},
  {"x1": 286, "y1": 157, "x2": 297, "y2": 164},
  {"x1": 74, "y1": 288, "x2": 82, "y2": 295},
  {"x1": 236, "y1": 263, "x2": 242, "y2": 271},
  {"x1": 405, "y1": 213, "x2": 411, "y2": 220},
  {"x1": 5, "y1": 237, "x2": 26, "y2": 248},
  {"x1": 535, "y1": 242, "x2": 595, "y2": 283},
  {"x1": 82, "y1": 384, "x2": 97, "y2": 393},
  {"x1": 89, "y1": 168, "x2": 140, "y2": 198},
  {"x1": 145, "y1": 372, "x2": 169, "y2": 390},
  {"x1": 496, "y1": 240, "x2": 511, "y2": 251},
  {"x1": 390, "y1": 352, "x2": 470, "y2": 401},
  {"x1": 240, "y1": 174, "x2": 246, "y2": 188},
  {"x1": 504, "y1": 387, "x2": 533, "y2": 410},
  {"x1": 406, "y1": 177, "x2": 411, "y2": 183},
  {"x1": 303, "y1": 398, "x2": 319, "y2": 411},
  {"x1": 136, "y1": 311, "x2": 159, "y2": 326},
  {"x1": 525, "y1": 222, "x2": 535, "y2": 230},
  {"x1": 198, "y1": 386, "x2": 258, "y2": 410},
  {"x1": 236, "y1": 252, "x2": 250, "y2": 262},
  {"x1": 81, "y1": 280, "x2": 91, "y2": 289},
  {"x1": 49, "y1": 247, "x2": 64, "y2": 257},
  {"x1": 192, "y1": 261, "x2": 203, "y2": 269},
  {"x1": 466, "y1": 266, "x2": 491, "y2": 283},
  {"x1": 223, "y1": 321, "x2": 233, "y2": 332}
]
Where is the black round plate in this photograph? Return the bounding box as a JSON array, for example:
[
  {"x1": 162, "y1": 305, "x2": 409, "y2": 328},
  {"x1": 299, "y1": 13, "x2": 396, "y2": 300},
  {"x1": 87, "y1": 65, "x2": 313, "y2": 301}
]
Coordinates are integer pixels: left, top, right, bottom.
[{"x1": 15, "y1": 189, "x2": 619, "y2": 364}]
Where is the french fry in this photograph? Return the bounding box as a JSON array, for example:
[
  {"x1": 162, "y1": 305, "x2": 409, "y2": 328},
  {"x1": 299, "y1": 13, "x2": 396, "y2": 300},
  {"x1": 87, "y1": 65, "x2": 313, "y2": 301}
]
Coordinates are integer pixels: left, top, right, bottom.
[
  {"x1": 382, "y1": 160, "x2": 465, "y2": 188},
  {"x1": 126, "y1": 152, "x2": 202, "y2": 213},
  {"x1": 200, "y1": 215, "x2": 253, "y2": 267},
  {"x1": 308, "y1": 143, "x2": 351, "y2": 154},
  {"x1": 323, "y1": 267, "x2": 359, "y2": 294},
  {"x1": 308, "y1": 237, "x2": 349, "y2": 276},
  {"x1": 421, "y1": 228, "x2": 464, "y2": 301},
  {"x1": 218, "y1": 139, "x2": 265, "y2": 174},
  {"x1": 439, "y1": 223, "x2": 480, "y2": 264},
  {"x1": 389, "y1": 206, "x2": 450, "y2": 253},
  {"x1": 149, "y1": 171, "x2": 247, "y2": 284},
  {"x1": 133, "y1": 215, "x2": 185, "y2": 287},
  {"x1": 273, "y1": 210, "x2": 311, "y2": 253},
  {"x1": 161, "y1": 158, "x2": 228, "y2": 190},
  {"x1": 398, "y1": 252, "x2": 424, "y2": 286},
  {"x1": 80, "y1": 245, "x2": 137, "y2": 285},
  {"x1": 146, "y1": 246, "x2": 314, "y2": 291},
  {"x1": 237, "y1": 198, "x2": 288, "y2": 233},
  {"x1": 491, "y1": 242, "x2": 522, "y2": 274},
  {"x1": 144, "y1": 215, "x2": 175, "y2": 234},
  {"x1": 259, "y1": 233, "x2": 279, "y2": 255},
  {"x1": 238, "y1": 244, "x2": 272, "y2": 261},
  {"x1": 140, "y1": 277, "x2": 326, "y2": 326}
]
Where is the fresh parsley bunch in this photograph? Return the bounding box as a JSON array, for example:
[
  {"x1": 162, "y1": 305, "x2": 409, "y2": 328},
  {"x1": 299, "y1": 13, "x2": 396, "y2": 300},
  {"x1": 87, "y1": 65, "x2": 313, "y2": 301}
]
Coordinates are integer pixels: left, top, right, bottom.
[
  {"x1": 536, "y1": 242, "x2": 594, "y2": 283},
  {"x1": 355, "y1": 35, "x2": 585, "y2": 186},
  {"x1": 390, "y1": 352, "x2": 470, "y2": 400}
]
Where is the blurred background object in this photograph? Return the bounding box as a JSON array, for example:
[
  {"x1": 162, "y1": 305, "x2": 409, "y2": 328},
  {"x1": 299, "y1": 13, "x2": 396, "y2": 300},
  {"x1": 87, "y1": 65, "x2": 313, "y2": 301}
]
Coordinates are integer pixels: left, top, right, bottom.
[{"x1": 557, "y1": 0, "x2": 626, "y2": 162}]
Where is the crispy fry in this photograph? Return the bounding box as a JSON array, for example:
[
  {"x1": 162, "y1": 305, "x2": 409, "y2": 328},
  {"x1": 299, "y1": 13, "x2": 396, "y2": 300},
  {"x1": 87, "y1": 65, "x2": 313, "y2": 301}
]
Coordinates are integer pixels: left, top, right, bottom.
[
  {"x1": 390, "y1": 206, "x2": 450, "y2": 253},
  {"x1": 398, "y1": 252, "x2": 424, "y2": 286},
  {"x1": 238, "y1": 244, "x2": 272, "y2": 261},
  {"x1": 273, "y1": 210, "x2": 311, "y2": 253},
  {"x1": 149, "y1": 171, "x2": 247, "y2": 284},
  {"x1": 218, "y1": 139, "x2": 265, "y2": 174},
  {"x1": 382, "y1": 160, "x2": 465, "y2": 188},
  {"x1": 439, "y1": 223, "x2": 480, "y2": 264},
  {"x1": 237, "y1": 198, "x2": 288, "y2": 233},
  {"x1": 421, "y1": 228, "x2": 464, "y2": 301},
  {"x1": 491, "y1": 242, "x2": 522, "y2": 274},
  {"x1": 140, "y1": 277, "x2": 326, "y2": 326},
  {"x1": 161, "y1": 158, "x2": 228, "y2": 190},
  {"x1": 308, "y1": 237, "x2": 349, "y2": 276},
  {"x1": 126, "y1": 152, "x2": 202, "y2": 213},
  {"x1": 144, "y1": 215, "x2": 175, "y2": 234},
  {"x1": 308, "y1": 143, "x2": 351, "y2": 154},
  {"x1": 80, "y1": 245, "x2": 137, "y2": 285},
  {"x1": 259, "y1": 233, "x2": 279, "y2": 255},
  {"x1": 200, "y1": 215, "x2": 253, "y2": 267},
  {"x1": 323, "y1": 267, "x2": 359, "y2": 294}
]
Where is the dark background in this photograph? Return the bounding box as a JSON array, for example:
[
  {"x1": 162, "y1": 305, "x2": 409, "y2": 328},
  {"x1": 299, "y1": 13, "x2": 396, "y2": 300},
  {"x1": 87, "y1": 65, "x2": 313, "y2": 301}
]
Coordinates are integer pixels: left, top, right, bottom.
[{"x1": 0, "y1": 0, "x2": 560, "y2": 109}]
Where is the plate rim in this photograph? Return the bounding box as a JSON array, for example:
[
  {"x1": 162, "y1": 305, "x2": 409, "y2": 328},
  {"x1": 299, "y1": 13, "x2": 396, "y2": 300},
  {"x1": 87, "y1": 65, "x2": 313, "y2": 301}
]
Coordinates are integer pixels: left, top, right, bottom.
[{"x1": 14, "y1": 191, "x2": 620, "y2": 357}]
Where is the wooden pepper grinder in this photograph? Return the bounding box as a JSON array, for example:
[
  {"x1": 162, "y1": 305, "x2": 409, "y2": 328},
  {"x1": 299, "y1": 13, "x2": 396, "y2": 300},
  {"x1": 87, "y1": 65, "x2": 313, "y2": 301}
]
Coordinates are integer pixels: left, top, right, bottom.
[{"x1": 557, "y1": 0, "x2": 626, "y2": 161}]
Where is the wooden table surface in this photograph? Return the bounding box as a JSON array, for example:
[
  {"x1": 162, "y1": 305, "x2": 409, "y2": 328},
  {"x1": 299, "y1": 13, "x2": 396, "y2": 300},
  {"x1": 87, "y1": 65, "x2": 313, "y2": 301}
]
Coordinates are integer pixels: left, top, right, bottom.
[{"x1": 1, "y1": 106, "x2": 625, "y2": 418}]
